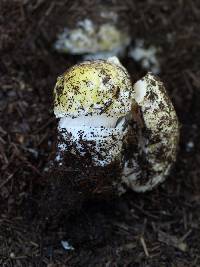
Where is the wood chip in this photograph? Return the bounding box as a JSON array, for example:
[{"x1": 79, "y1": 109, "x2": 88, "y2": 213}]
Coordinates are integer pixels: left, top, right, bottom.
[{"x1": 158, "y1": 231, "x2": 187, "y2": 252}]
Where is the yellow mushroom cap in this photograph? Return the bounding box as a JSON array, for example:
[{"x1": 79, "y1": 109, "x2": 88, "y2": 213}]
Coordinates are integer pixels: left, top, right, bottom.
[{"x1": 54, "y1": 57, "x2": 133, "y2": 118}]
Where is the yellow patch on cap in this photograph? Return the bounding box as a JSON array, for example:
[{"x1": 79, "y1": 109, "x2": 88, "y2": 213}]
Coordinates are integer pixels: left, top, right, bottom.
[{"x1": 54, "y1": 59, "x2": 133, "y2": 118}]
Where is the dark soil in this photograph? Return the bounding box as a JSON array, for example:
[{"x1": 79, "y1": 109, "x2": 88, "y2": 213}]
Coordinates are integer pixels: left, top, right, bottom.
[{"x1": 1, "y1": 0, "x2": 200, "y2": 266}]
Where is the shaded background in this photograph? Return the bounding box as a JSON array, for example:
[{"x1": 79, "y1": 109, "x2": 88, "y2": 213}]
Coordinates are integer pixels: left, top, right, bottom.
[{"x1": 0, "y1": 0, "x2": 200, "y2": 266}]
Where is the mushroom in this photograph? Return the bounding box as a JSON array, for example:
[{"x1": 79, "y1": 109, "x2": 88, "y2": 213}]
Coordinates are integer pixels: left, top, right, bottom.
[
  {"x1": 54, "y1": 57, "x2": 179, "y2": 194},
  {"x1": 54, "y1": 10, "x2": 131, "y2": 60}
]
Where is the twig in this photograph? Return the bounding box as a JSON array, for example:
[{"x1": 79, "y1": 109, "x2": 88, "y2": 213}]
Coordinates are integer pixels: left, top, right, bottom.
[
  {"x1": 140, "y1": 236, "x2": 149, "y2": 257},
  {"x1": 0, "y1": 173, "x2": 14, "y2": 189}
]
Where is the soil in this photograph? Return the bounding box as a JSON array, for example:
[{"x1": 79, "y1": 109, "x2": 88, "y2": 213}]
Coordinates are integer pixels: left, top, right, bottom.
[{"x1": 1, "y1": 0, "x2": 200, "y2": 266}]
